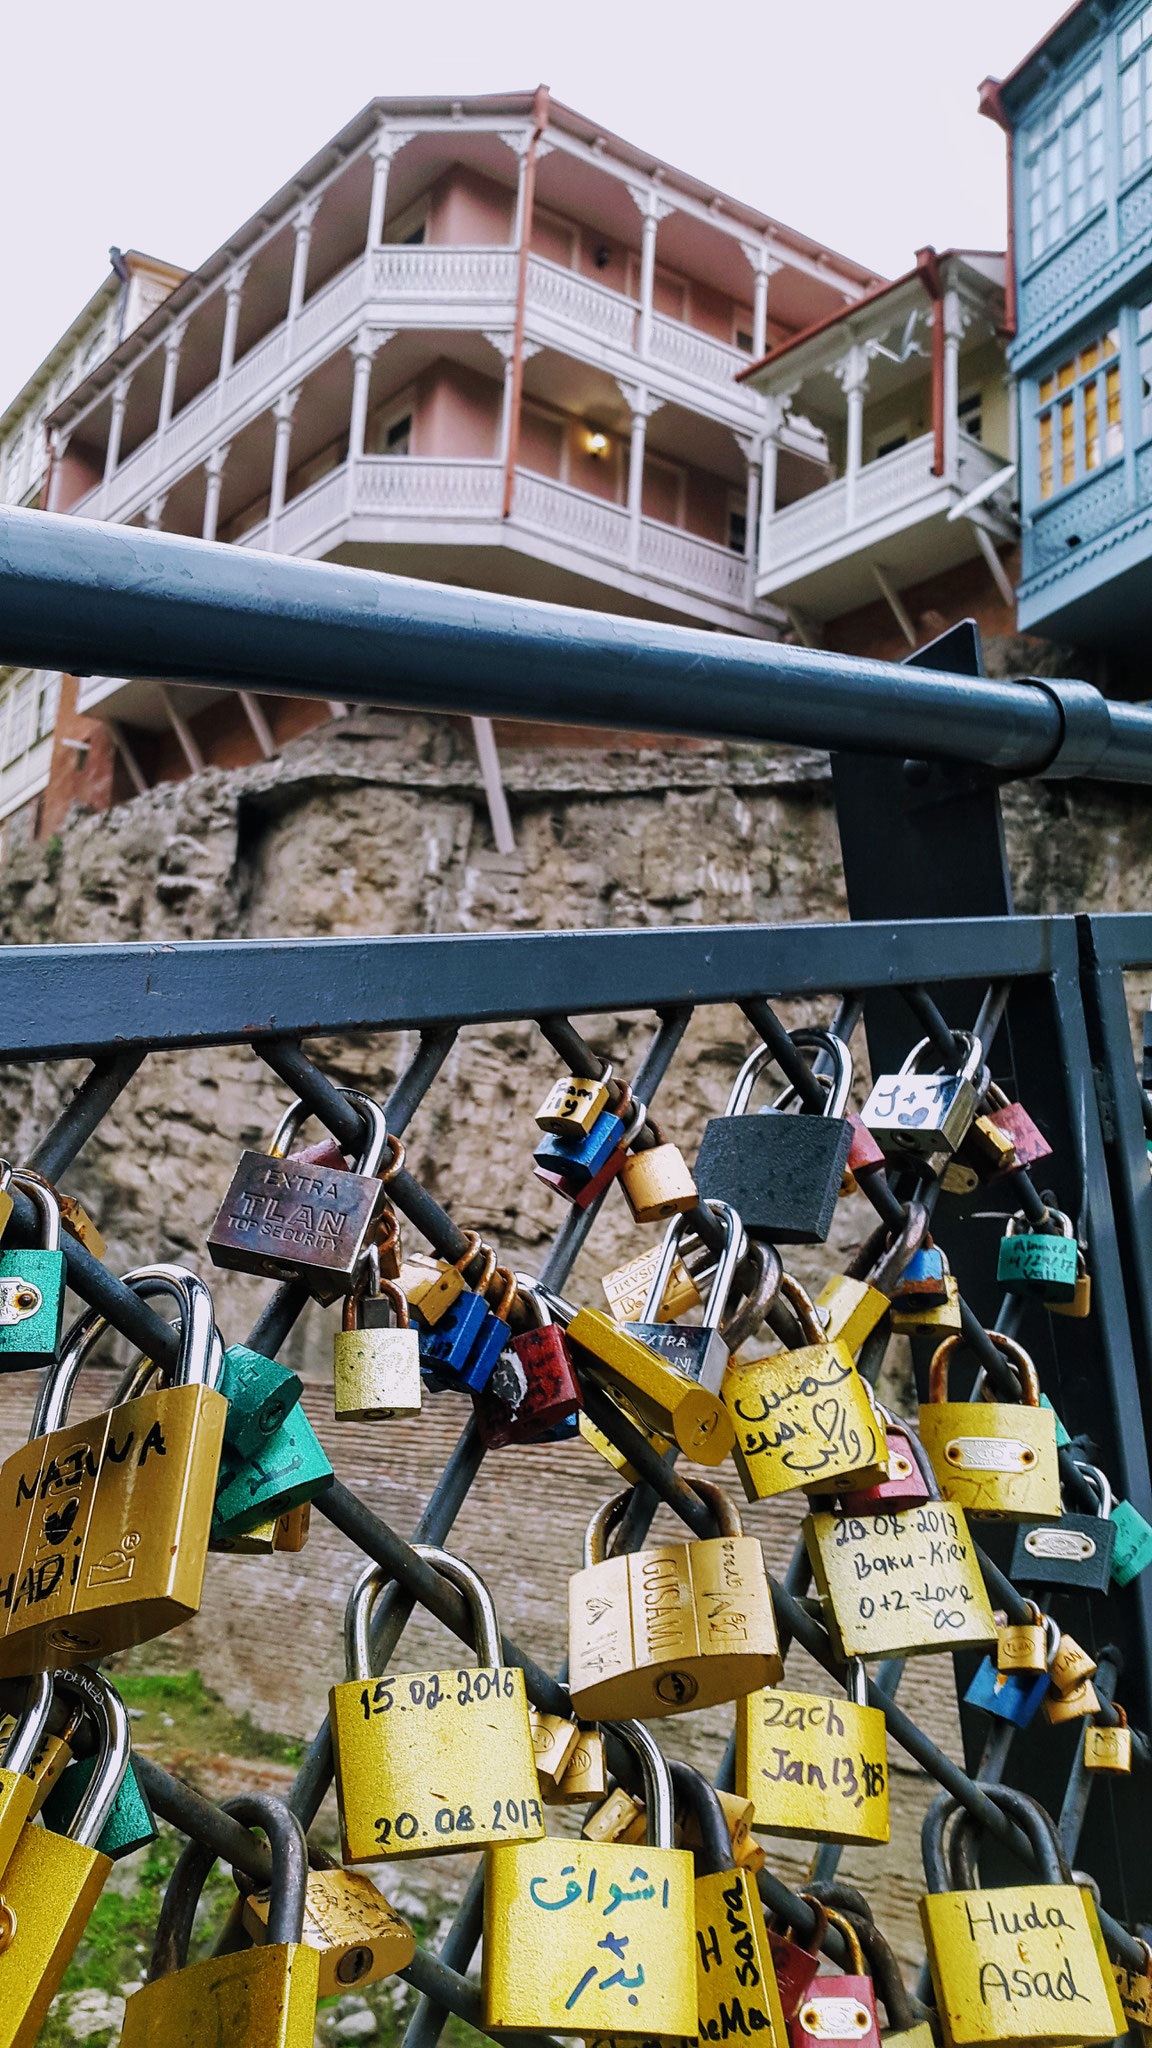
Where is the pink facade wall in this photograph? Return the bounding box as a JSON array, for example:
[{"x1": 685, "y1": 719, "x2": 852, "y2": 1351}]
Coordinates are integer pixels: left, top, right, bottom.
[
  {"x1": 411, "y1": 360, "x2": 502, "y2": 458},
  {"x1": 426, "y1": 168, "x2": 514, "y2": 246},
  {"x1": 54, "y1": 447, "x2": 103, "y2": 512}
]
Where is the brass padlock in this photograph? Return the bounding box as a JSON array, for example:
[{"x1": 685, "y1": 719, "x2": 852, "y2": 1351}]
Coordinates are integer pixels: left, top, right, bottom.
[
  {"x1": 735, "y1": 1658, "x2": 889, "y2": 1844},
  {"x1": 724, "y1": 1273, "x2": 888, "y2": 1501},
  {"x1": 920, "y1": 1329, "x2": 1060, "y2": 1522},
  {"x1": 333, "y1": 1249, "x2": 422, "y2": 1420},
  {"x1": 996, "y1": 1601, "x2": 1050, "y2": 1674},
  {"x1": 484, "y1": 1717, "x2": 697, "y2": 2041},
  {"x1": 673, "y1": 1759, "x2": 789, "y2": 2048},
  {"x1": 0, "y1": 1668, "x2": 131, "y2": 2046},
  {"x1": 330, "y1": 1546, "x2": 544, "y2": 1864},
  {"x1": 529, "y1": 1706, "x2": 582, "y2": 1796},
  {"x1": 805, "y1": 1498, "x2": 998, "y2": 1660},
  {"x1": 0, "y1": 1264, "x2": 227, "y2": 1674},
  {"x1": 1043, "y1": 1675, "x2": 1100, "y2": 1723},
  {"x1": 618, "y1": 1116, "x2": 698, "y2": 1223},
  {"x1": 1047, "y1": 1629, "x2": 1097, "y2": 1694},
  {"x1": 553, "y1": 1726, "x2": 607, "y2": 1802},
  {"x1": 583, "y1": 1783, "x2": 647, "y2": 1845},
  {"x1": 891, "y1": 1274, "x2": 962, "y2": 1336},
  {"x1": 242, "y1": 1849, "x2": 415, "y2": 1997},
  {"x1": 816, "y1": 1274, "x2": 890, "y2": 1356},
  {"x1": 568, "y1": 1481, "x2": 782, "y2": 1720},
  {"x1": 536, "y1": 1064, "x2": 611, "y2": 1138},
  {"x1": 919, "y1": 1784, "x2": 1125, "y2": 2048},
  {"x1": 208, "y1": 1088, "x2": 390, "y2": 1299},
  {"x1": 601, "y1": 1244, "x2": 703, "y2": 1325},
  {"x1": 120, "y1": 1792, "x2": 319, "y2": 2047},
  {"x1": 1083, "y1": 1705, "x2": 1131, "y2": 1772},
  {"x1": 1113, "y1": 1937, "x2": 1152, "y2": 2037}
]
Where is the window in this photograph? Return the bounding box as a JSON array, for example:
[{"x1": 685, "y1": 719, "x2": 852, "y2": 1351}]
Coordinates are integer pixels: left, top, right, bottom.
[
  {"x1": 384, "y1": 413, "x2": 412, "y2": 455},
  {"x1": 735, "y1": 330, "x2": 754, "y2": 354},
  {"x1": 1137, "y1": 299, "x2": 1152, "y2": 434},
  {"x1": 1122, "y1": 7, "x2": 1152, "y2": 178},
  {"x1": 727, "y1": 508, "x2": 747, "y2": 553},
  {"x1": 1036, "y1": 327, "x2": 1122, "y2": 499},
  {"x1": 402, "y1": 223, "x2": 425, "y2": 246},
  {"x1": 958, "y1": 391, "x2": 983, "y2": 443},
  {"x1": 1023, "y1": 61, "x2": 1104, "y2": 261},
  {"x1": 875, "y1": 433, "x2": 908, "y2": 459}
]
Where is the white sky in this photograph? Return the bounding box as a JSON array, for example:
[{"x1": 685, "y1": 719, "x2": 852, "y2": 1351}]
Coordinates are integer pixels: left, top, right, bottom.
[{"x1": 2, "y1": 0, "x2": 1062, "y2": 404}]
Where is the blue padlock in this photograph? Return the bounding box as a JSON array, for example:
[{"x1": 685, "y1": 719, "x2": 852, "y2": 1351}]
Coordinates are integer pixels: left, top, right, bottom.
[
  {"x1": 218, "y1": 1343, "x2": 303, "y2": 1462},
  {"x1": 964, "y1": 1657, "x2": 1051, "y2": 1728},
  {"x1": 533, "y1": 1108, "x2": 624, "y2": 1192},
  {"x1": 419, "y1": 1288, "x2": 489, "y2": 1387},
  {"x1": 212, "y1": 1402, "x2": 333, "y2": 1537},
  {"x1": 1111, "y1": 1497, "x2": 1152, "y2": 1585},
  {"x1": 0, "y1": 1173, "x2": 67, "y2": 1371},
  {"x1": 892, "y1": 1243, "x2": 948, "y2": 1310}
]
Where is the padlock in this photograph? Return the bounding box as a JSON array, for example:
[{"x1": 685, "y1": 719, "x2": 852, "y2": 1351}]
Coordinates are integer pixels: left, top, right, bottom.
[
  {"x1": 537, "y1": 1091, "x2": 647, "y2": 1209},
  {"x1": 548, "y1": 1285, "x2": 734, "y2": 1465},
  {"x1": 578, "y1": 1406, "x2": 667, "y2": 1488},
  {"x1": 965, "y1": 1614, "x2": 1058, "y2": 1727},
  {"x1": 618, "y1": 1117, "x2": 698, "y2": 1224},
  {"x1": 1048, "y1": 1249, "x2": 1091, "y2": 1319},
  {"x1": 0, "y1": 1173, "x2": 67, "y2": 1371},
  {"x1": 980, "y1": 1084, "x2": 1053, "y2": 1177},
  {"x1": 0, "y1": 1672, "x2": 53, "y2": 1880},
  {"x1": 38, "y1": 1669, "x2": 156, "y2": 1861},
  {"x1": 1114, "y1": 1938, "x2": 1152, "y2": 2039},
  {"x1": 536, "y1": 1064, "x2": 612, "y2": 1138},
  {"x1": 1110, "y1": 1494, "x2": 1152, "y2": 1584},
  {"x1": 672, "y1": 1759, "x2": 789, "y2": 2048},
  {"x1": 862, "y1": 1031, "x2": 985, "y2": 1161},
  {"x1": 242, "y1": 1846, "x2": 415, "y2": 1997},
  {"x1": 0, "y1": 1666, "x2": 130, "y2": 2046},
  {"x1": 601, "y1": 1244, "x2": 703, "y2": 1326},
  {"x1": 996, "y1": 1208, "x2": 1079, "y2": 1305},
  {"x1": 791, "y1": 1904, "x2": 882, "y2": 2048},
  {"x1": 1043, "y1": 1675, "x2": 1100, "y2": 1723},
  {"x1": 919, "y1": 1329, "x2": 1060, "y2": 1522},
  {"x1": 816, "y1": 1275, "x2": 890, "y2": 1358},
  {"x1": 569, "y1": 1481, "x2": 782, "y2": 1720},
  {"x1": 735, "y1": 1659, "x2": 889, "y2": 1844},
  {"x1": 583, "y1": 1784, "x2": 647, "y2": 1845},
  {"x1": 625, "y1": 1200, "x2": 746, "y2": 1395},
  {"x1": 892, "y1": 1241, "x2": 949, "y2": 1310},
  {"x1": 996, "y1": 1602, "x2": 1050, "y2": 1674},
  {"x1": 0, "y1": 1265, "x2": 228, "y2": 1674},
  {"x1": 534, "y1": 1093, "x2": 627, "y2": 1192},
  {"x1": 804, "y1": 1497, "x2": 998, "y2": 1661},
  {"x1": 1009, "y1": 1463, "x2": 1116, "y2": 1592},
  {"x1": 768, "y1": 1896, "x2": 829, "y2": 2021},
  {"x1": 217, "y1": 1342, "x2": 303, "y2": 1462},
  {"x1": 529, "y1": 1706, "x2": 582, "y2": 1796},
  {"x1": 953, "y1": 1112, "x2": 1018, "y2": 1181},
  {"x1": 334, "y1": 1248, "x2": 422, "y2": 1421},
  {"x1": 844, "y1": 1114, "x2": 886, "y2": 1183},
  {"x1": 694, "y1": 1028, "x2": 855, "y2": 1244},
  {"x1": 120, "y1": 1791, "x2": 319, "y2": 2047},
  {"x1": 725, "y1": 1273, "x2": 888, "y2": 1502},
  {"x1": 838, "y1": 1408, "x2": 932, "y2": 1515},
  {"x1": 890, "y1": 1275, "x2": 961, "y2": 1336},
  {"x1": 331, "y1": 1546, "x2": 543, "y2": 1864},
  {"x1": 275, "y1": 1502, "x2": 311, "y2": 1550},
  {"x1": 1083, "y1": 1705, "x2": 1131, "y2": 1772},
  {"x1": 483, "y1": 1716, "x2": 697, "y2": 2041},
  {"x1": 16, "y1": 1169, "x2": 106, "y2": 1264},
  {"x1": 553, "y1": 1725, "x2": 607, "y2": 1802},
  {"x1": 919, "y1": 1784, "x2": 1125, "y2": 2048},
  {"x1": 400, "y1": 1232, "x2": 479, "y2": 1327},
  {"x1": 212, "y1": 1387, "x2": 333, "y2": 1538},
  {"x1": 473, "y1": 1277, "x2": 581, "y2": 1446},
  {"x1": 679, "y1": 1784, "x2": 758, "y2": 1867},
  {"x1": 208, "y1": 1088, "x2": 390, "y2": 1299},
  {"x1": 0, "y1": 1162, "x2": 13, "y2": 1243},
  {"x1": 1048, "y1": 1629, "x2": 1097, "y2": 1694},
  {"x1": 825, "y1": 1904, "x2": 936, "y2": 2048}
]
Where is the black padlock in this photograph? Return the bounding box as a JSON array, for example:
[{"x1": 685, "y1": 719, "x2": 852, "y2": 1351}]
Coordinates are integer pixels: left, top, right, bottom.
[
  {"x1": 693, "y1": 1028, "x2": 853, "y2": 1244},
  {"x1": 1009, "y1": 1462, "x2": 1117, "y2": 1593}
]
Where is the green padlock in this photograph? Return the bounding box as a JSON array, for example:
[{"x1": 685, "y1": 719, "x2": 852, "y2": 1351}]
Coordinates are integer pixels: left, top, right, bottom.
[
  {"x1": 40, "y1": 1671, "x2": 156, "y2": 1861},
  {"x1": 1111, "y1": 1498, "x2": 1152, "y2": 1586},
  {"x1": 0, "y1": 1173, "x2": 67, "y2": 1370},
  {"x1": 218, "y1": 1343, "x2": 303, "y2": 1462},
  {"x1": 212, "y1": 1402, "x2": 333, "y2": 1537},
  {"x1": 996, "y1": 1207, "x2": 1079, "y2": 1304}
]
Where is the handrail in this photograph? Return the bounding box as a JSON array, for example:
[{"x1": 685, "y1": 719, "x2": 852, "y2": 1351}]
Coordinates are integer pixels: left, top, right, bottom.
[{"x1": 1, "y1": 506, "x2": 1150, "y2": 782}]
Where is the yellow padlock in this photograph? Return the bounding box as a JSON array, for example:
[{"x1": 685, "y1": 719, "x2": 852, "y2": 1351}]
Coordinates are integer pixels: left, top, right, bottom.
[
  {"x1": 673, "y1": 1759, "x2": 789, "y2": 2048},
  {"x1": 735, "y1": 1658, "x2": 889, "y2": 1844},
  {"x1": 618, "y1": 1119, "x2": 698, "y2": 1223},
  {"x1": 816, "y1": 1274, "x2": 890, "y2": 1356},
  {"x1": 804, "y1": 1498, "x2": 998, "y2": 1661},
  {"x1": 601, "y1": 1246, "x2": 703, "y2": 1326},
  {"x1": 724, "y1": 1274, "x2": 888, "y2": 1501},
  {"x1": 484, "y1": 1718, "x2": 697, "y2": 2040},
  {"x1": 0, "y1": 1672, "x2": 54, "y2": 1881},
  {"x1": 242, "y1": 1851, "x2": 415, "y2": 1997},
  {"x1": 1083, "y1": 1707, "x2": 1132, "y2": 1772},
  {"x1": 919, "y1": 1330, "x2": 1060, "y2": 1522},
  {"x1": 536, "y1": 1067, "x2": 611, "y2": 1138},
  {"x1": 556, "y1": 1292, "x2": 734, "y2": 1466},
  {"x1": 330, "y1": 1547, "x2": 544, "y2": 1864},
  {"x1": 568, "y1": 1482, "x2": 782, "y2": 1721},
  {"x1": 548, "y1": 1726, "x2": 607, "y2": 1804},
  {"x1": 529, "y1": 1706, "x2": 582, "y2": 1796}
]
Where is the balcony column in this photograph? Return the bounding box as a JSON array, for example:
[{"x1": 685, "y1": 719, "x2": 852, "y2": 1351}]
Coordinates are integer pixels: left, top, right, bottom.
[
  {"x1": 156, "y1": 321, "x2": 187, "y2": 457},
  {"x1": 736, "y1": 433, "x2": 762, "y2": 609},
  {"x1": 202, "y1": 443, "x2": 231, "y2": 543},
  {"x1": 836, "y1": 344, "x2": 871, "y2": 525},
  {"x1": 628, "y1": 184, "x2": 676, "y2": 359},
  {"x1": 618, "y1": 381, "x2": 664, "y2": 571},
  {"x1": 740, "y1": 242, "x2": 781, "y2": 359},
  {"x1": 346, "y1": 327, "x2": 392, "y2": 511},
  {"x1": 144, "y1": 494, "x2": 167, "y2": 531},
  {"x1": 286, "y1": 198, "x2": 321, "y2": 348},
  {"x1": 45, "y1": 429, "x2": 70, "y2": 512},
  {"x1": 266, "y1": 385, "x2": 301, "y2": 549},
  {"x1": 942, "y1": 286, "x2": 965, "y2": 481},
  {"x1": 100, "y1": 380, "x2": 130, "y2": 512},
  {"x1": 366, "y1": 130, "x2": 407, "y2": 249},
  {"x1": 216, "y1": 263, "x2": 249, "y2": 418}
]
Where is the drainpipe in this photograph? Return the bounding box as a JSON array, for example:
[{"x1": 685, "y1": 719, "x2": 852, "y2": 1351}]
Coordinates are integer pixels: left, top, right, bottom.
[
  {"x1": 916, "y1": 245, "x2": 944, "y2": 478},
  {"x1": 503, "y1": 84, "x2": 551, "y2": 519},
  {"x1": 978, "y1": 78, "x2": 1016, "y2": 339}
]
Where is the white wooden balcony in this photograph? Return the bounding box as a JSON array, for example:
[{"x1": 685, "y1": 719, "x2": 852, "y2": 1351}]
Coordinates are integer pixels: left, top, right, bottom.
[{"x1": 757, "y1": 432, "x2": 1017, "y2": 621}]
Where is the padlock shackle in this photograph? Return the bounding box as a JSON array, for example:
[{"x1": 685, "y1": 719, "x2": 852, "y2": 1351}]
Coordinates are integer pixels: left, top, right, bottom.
[
  {"x1": 669, "y1": 1759, "x2": 734, "y2": 1874},
  {"x1": 720, "y1": 1238, "x2": 783, "y2": 1354},
  {"x1": 725, "y1": 1029, "x2": 852, "y2": 1120},
  {"x1": 922, "y1": 1787, "x2": 959, "y2": 1894},
  {"x1": 1, "y1": 1668, "x2": 54, "y2": 1775},
  {"x1": 1072, "y1": 1459, "x2": 1114, "y2": 1522},
  {"x1": 345, "y1": 1546, "x2": 504, "y2": 1677},
  {"x1": 8, "y1": 1168, "x2": 62, "y2": 1251},
  {"x1": 49, "y1": 1667, "x2": 132, "y2": 1849},
  {"x1": 583, "y1": 1489, "x2": 634, "y2": 1569},
  {"x1": 639, "y1": 1198, "x2": 746, "y2": 1327},
  {"x1": 690, "y1": 1478, "x2": 745, "y2": 1538},
  {"x1": 36, "y1": 1263, "x2": 220, "y2": 1438},
  {"x1": 809, "y1": 1900, "x2": 931, "y2": 2033},
  {"x1": 779, "y1": 1272, "x2": 825, "y2": 1349},
  {"x1": 148, "y1": 1791, "x2": 308, "y2": 1980},
  {"x1": 602, "y1": 1718, "x2": 675, "y2": 1847},
  {"x1": 1004, "y1": 1204, "x2": 1072, "y2": 1241},
  {"x1": 899, "y1": 1029, "x2": 984, "y2": 1088},
  {"x1": 867, "y1": 1202, "x2": 929, "y2": 1299},
  {"x1": 927, "y1": 1327, "x2": 1040, "y2": 1408},
  {"x1": 842, "y1": 1658, "x2": 869, "y2": 1708},
  {"x1": 270, "y1": 1086, "x2": 389, "y2": 1177},
  {"x1": 512, "y1": 1274, "x2": 551, "y2": 1329},
  {"x1": 949, "y1": 1781, "x2": 1070, "y2": 1888},
  {"x1": 820, "y1": 1903, "x2": 867, "y2": 1977}
]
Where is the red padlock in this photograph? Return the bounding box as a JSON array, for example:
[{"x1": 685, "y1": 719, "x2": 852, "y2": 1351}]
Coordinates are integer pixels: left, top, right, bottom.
[
  {"x1": 289, "y1": 1136, "x2": 349, "y2": 1170},
  {"x1": 769, "y1": 1897, "x2": 828, "y2": 2021},
  {"x1": 472, "y1": 1281, "x2": 582, "y2": 1446},
  {"x1": 791, "y1": 1907, "x2": 881, "y2": 2048},
  {"x1": 984, "y1": 1086, "x2": 1053, "y2": 1177},
  {"x1": 845, "y1": 1113, "x2": 885, "y2": 1178},
  {"x1": 840, "y1": 1411, "x2": 932, "y2": 1514}
]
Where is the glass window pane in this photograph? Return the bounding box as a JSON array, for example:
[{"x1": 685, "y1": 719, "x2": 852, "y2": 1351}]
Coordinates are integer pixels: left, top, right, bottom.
[
  {"x1": 1060, "y1": 396, "x2": 1076, "y2": 485},
  {"x1": 1085, "y1": 377, "x2": 1100, "y2": 469},
  {"x1": 1057, "y1": 356, "x2": 1076, "y2": 390},
  {"x1": 1039, "y1": 373, "x2": 1056, "y2": 403},
  {"x1": 1039, "y1": 410, "x2": 1054, "y2": 499}
]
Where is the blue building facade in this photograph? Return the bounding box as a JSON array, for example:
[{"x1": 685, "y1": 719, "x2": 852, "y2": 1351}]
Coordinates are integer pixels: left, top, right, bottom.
[{"x1": 1000, "y1": 2, "x2": 1152, "y2": 644}]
